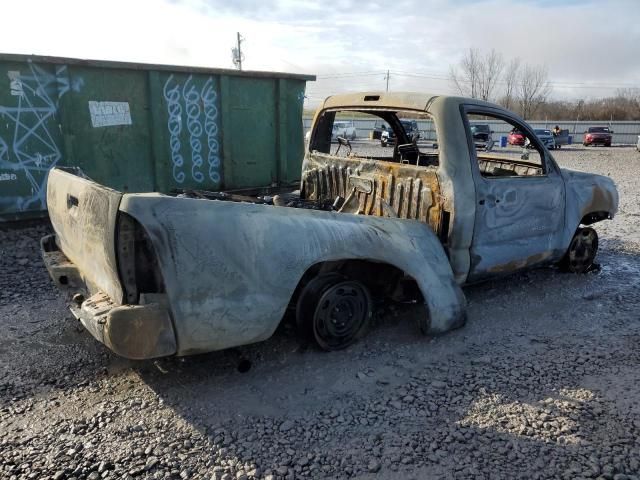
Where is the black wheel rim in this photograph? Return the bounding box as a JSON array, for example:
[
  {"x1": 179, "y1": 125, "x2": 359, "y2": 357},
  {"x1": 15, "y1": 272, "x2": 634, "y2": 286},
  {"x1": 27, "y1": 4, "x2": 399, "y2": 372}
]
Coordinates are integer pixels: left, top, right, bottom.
[
  {"x1": 568, "y1": 228, "x2": 598, "y2": 272},
  {"x1": 313, "y1": 281, "x2": 370, "y2": 350}
]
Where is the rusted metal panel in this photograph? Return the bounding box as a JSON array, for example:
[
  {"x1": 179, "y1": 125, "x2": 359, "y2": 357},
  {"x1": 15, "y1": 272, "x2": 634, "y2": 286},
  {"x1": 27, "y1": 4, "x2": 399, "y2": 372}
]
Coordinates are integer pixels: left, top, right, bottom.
[{"x1": 302, "y1": 153, "x2": 442, "y2": 235}]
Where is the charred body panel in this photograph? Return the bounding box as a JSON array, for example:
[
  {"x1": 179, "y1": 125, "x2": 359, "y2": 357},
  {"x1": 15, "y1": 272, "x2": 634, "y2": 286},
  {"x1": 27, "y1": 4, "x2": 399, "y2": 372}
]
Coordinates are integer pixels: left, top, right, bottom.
[
  {"x1": 561, "y1": 168, "x2": 619, "y2": 235},
  {"x1": 46, "y1": 168, "x2": 124, "y2": 303},
  {"x1": 44, "y1": 169, "x2": 176, "y2": 359},
  {"x1": 119, "y1": 194, "x2": 466, "y2": 355}
]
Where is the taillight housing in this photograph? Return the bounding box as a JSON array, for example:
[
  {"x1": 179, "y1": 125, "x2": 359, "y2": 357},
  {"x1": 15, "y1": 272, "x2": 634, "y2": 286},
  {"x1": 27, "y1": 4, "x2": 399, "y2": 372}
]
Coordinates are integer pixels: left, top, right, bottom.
[{"x1": 116, "y1": 213, "x2": 165, "y2": 304}]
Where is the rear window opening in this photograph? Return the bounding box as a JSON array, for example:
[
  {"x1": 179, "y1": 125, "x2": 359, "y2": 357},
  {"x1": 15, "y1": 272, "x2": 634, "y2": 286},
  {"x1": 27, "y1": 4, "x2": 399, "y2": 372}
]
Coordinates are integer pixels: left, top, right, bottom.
[{"x1": 309, "y1": 109, "x2": 439, "y2": 168}]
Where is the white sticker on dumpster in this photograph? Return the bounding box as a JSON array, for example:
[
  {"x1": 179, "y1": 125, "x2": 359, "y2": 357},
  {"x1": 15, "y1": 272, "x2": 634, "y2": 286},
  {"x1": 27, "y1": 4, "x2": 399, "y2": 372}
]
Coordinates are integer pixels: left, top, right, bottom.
[
  {"x1": 8, "y1": 71, "x2": 23, "y2": 96},
  {"x1": 88, "y1": 101, "x2": 132, "y2": 127}
]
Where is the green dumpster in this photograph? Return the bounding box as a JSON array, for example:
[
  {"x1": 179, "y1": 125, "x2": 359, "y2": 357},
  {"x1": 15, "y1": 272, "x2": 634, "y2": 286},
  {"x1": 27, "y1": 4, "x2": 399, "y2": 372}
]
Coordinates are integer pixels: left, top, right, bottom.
[{"x1": 0, "y1": 53, "x2": 314, "y2": 221}]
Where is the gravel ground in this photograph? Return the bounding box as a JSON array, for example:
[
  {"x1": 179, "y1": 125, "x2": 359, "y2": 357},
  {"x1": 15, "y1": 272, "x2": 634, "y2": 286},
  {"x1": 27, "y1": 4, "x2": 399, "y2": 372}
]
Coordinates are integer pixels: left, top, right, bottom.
[{"x1": 2, "y1": 145, "x2": 640, "y2": 480}]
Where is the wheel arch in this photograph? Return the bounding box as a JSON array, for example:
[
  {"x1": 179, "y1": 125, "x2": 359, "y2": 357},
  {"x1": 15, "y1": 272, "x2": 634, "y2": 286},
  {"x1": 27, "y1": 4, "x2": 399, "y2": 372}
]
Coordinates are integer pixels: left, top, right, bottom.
[{"x1": 289, "y1": 253, "x2": 465, "y2": 336}]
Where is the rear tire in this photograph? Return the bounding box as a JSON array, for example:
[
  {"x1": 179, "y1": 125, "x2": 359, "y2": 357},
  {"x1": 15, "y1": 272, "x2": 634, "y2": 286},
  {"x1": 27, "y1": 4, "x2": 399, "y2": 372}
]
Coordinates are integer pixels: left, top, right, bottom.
[
  {"x1": 296, "y1": 273, "x2": 372, "y2": 351},
  {"x1": 559, "y1": 227, "x2": 599, "y2": 273}
]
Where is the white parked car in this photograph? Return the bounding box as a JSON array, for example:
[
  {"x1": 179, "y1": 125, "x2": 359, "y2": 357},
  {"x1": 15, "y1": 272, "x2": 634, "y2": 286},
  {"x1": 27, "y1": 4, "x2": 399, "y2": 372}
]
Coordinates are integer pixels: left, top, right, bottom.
[{"x1": 332, "y1": 120, "x2": 357, "y2": 140}]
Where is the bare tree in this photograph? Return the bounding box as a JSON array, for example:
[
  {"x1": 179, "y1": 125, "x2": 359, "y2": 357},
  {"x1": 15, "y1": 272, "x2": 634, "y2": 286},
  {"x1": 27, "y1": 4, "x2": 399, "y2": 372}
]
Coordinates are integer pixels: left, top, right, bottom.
[
  {"x1": 518, "y1": 64, "x2": 552, "y2": 119},
  {"x1": 477, "y1": 49, "x2": 504, "y2": 101},
  {"x1": 449, "y1": 48, "x2": 480, "y2": 98},
  {"x1": 450, "y1": 48, "x2": 504, "y2": 102},
  {"x1": 500, "y1": 57, "x2": 520, "y2": 110}
]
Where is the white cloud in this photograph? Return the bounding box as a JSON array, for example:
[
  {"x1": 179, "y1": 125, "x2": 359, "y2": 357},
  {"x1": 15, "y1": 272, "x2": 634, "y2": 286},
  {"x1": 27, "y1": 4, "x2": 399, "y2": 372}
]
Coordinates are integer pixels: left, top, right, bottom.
[{"x1": 1, "y1": 0, "x2": 638, "y2": 106}]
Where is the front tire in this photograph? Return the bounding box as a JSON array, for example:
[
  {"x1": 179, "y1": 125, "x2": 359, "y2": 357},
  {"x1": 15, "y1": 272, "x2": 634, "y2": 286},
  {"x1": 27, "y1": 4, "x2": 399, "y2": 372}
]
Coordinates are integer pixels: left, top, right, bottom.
[{"x1": 559, "y1": 227, "x2": 599, "y2": 273}]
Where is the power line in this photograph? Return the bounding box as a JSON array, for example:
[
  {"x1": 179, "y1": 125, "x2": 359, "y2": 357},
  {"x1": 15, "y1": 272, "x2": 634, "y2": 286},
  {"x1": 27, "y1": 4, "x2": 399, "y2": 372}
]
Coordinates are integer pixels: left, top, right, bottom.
[
  {"x1": 312, "y1": 69, "x2": 639, "y2": 91},
  {"x1": 316, "y1": 71, "x2": 387, "y2": 79}
]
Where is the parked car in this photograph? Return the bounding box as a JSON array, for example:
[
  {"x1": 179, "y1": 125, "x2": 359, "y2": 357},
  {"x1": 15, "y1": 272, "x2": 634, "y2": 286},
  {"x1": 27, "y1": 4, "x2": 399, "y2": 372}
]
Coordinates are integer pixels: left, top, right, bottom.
[
  {"x1": 381, "y1": 119, "x2": 420, "y2": 147},
  {"x1": 332, "y1": 120, "x2": 357, "y2": 140},
  {"x1": 42, "y1": 92, "x2": 618, "y2": 359},
  {"x1": 583, "y1": 126, "x2": 612, "y2": 147},
  {"x1": 470, "y1": 124, "x2": 494, "y2": 151},
  {"x1": 533, "y1": 129, "x2": 556, "y2": 150},
  {"x1": 371, "y1": 120, "x2": 389, "y2": 140},
  {"x1": 507, "y1": 128, "x2": 526, "y2": 146}
]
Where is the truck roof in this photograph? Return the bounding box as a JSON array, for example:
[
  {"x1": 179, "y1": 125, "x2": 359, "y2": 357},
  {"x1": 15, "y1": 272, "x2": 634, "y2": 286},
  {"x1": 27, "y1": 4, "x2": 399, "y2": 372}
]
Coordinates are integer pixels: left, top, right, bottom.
[{"x1": 319, "y1": 91, "x2": 496, "y2": 112}]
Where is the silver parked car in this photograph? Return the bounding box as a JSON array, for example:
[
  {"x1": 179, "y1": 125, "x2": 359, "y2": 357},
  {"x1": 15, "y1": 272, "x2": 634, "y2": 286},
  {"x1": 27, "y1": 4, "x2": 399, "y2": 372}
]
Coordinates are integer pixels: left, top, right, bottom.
[{"x1": 331, "y1": 120, "x2": 357, "y2": 140}]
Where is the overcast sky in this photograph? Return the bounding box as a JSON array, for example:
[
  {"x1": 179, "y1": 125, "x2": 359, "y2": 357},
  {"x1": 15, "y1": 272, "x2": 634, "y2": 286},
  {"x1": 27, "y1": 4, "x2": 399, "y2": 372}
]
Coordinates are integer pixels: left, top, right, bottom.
[{"x1": 3, "y1": 0, "x2": 639, "y2": 106}]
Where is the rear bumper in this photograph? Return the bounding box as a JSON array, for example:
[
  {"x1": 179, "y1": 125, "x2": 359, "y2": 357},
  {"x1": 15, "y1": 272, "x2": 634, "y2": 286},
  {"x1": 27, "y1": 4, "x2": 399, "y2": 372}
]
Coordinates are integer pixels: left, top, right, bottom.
[{"x1": 41, "y1": 234, "x2": 177, "y2": 359}]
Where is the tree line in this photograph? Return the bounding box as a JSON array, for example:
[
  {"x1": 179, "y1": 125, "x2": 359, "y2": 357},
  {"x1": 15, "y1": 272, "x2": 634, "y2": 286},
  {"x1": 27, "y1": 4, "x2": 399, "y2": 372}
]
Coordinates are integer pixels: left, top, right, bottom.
[{"x1": 449, "y1": 48, "x2": 640, "y2": 121}]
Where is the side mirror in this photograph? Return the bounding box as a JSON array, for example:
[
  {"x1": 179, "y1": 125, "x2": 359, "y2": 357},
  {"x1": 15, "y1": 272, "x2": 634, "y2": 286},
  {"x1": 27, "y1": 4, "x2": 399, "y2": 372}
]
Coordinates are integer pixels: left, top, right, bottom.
[{"x1": 610, "y1": 130, "x2": 614, "y2": 134}]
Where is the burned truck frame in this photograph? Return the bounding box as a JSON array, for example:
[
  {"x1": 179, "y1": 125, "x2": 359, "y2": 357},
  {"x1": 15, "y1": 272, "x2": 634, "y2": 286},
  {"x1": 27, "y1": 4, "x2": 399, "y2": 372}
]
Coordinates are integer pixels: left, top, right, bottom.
[{"x1": 42, "y1": 92, "x2": 618, "y2": 359}]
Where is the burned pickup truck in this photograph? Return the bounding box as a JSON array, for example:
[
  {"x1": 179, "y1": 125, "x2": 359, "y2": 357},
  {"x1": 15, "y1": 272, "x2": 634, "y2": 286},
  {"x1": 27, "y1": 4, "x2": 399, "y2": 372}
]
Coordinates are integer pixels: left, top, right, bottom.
[{"x1": 41, "y1": 92, "x2": 618, "y2": 359}]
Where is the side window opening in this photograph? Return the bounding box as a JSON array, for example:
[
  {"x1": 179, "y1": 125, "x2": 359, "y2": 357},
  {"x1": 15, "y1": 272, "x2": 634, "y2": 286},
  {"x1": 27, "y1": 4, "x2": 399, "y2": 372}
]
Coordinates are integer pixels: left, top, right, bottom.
[
  {"x1": 466, "y1": 112, "x2": 547, "y2": 178},
  {"x1": 309, "y1": 109, "x2": 439, "y2": 168}
]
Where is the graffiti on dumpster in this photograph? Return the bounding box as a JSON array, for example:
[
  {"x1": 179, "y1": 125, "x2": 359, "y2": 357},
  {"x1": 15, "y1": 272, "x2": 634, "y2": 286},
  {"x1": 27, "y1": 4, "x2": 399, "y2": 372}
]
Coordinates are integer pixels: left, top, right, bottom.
[
  {"x1": 0, "y1": 63, "x2": 82, "y2": 212},
  {"x1": 162, "y1": 74, "x2": 221, "y2": 186}
]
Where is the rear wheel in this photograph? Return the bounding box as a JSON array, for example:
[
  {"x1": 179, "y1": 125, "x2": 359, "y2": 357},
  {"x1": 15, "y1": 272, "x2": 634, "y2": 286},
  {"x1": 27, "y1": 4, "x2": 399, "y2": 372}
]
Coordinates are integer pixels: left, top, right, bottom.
[
  {"x1": 296, "y1": 274, "x2": 372, "y2": 351},
  {"x1": 560, "y1": 227, "x2": 599, "y2": 273}
]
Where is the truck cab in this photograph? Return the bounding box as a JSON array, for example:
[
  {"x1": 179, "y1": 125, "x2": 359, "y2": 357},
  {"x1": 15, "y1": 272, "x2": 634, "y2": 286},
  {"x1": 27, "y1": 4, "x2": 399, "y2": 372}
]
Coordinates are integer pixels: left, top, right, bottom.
[{"x1": 303, "y1": 92, "x2": 618, "y2": 283}]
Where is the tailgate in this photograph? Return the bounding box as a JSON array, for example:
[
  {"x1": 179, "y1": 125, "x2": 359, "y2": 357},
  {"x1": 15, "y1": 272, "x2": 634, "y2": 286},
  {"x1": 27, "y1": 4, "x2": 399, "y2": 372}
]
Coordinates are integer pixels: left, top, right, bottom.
[{"x1": 46, "y1": 168, "x2": 124, "y2": 304}]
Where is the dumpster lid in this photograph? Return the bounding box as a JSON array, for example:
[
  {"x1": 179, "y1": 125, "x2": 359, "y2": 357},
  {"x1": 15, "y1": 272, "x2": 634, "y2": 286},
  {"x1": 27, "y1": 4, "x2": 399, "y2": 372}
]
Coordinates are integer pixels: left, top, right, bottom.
[{"x1": 0, "y1": 52, "x2": 316, "y2": 82}]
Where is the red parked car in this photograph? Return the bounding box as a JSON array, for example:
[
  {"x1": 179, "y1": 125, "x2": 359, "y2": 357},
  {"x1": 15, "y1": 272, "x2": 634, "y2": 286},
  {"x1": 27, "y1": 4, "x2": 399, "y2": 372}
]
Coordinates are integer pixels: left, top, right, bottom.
[
  {"x1": 507, "y1": 128, "x2": 526, "y2": 146},
  {"x1": 583, "y1": 126, "x2": 612, "y2": 147}
]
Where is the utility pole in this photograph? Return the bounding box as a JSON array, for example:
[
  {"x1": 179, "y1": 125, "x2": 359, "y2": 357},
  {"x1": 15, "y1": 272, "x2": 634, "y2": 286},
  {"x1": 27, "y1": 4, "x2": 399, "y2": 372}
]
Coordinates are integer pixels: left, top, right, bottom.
[
  {"x1": 385, "y1": 69, "x2": 390, "y2": 92},
  {"x1": 237, "y1": 32, "x2": 242, "y2": 71},
  {"x1": 232, "y1": 32, "x2": 244, "y2": 70}
]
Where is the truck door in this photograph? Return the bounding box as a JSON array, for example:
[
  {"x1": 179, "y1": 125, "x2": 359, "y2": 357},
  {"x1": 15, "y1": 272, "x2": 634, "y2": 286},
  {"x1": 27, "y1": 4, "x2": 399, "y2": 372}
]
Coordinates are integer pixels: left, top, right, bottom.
[{"x1": 464, "y1": 109, "x2": 566, "y2": 281}]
